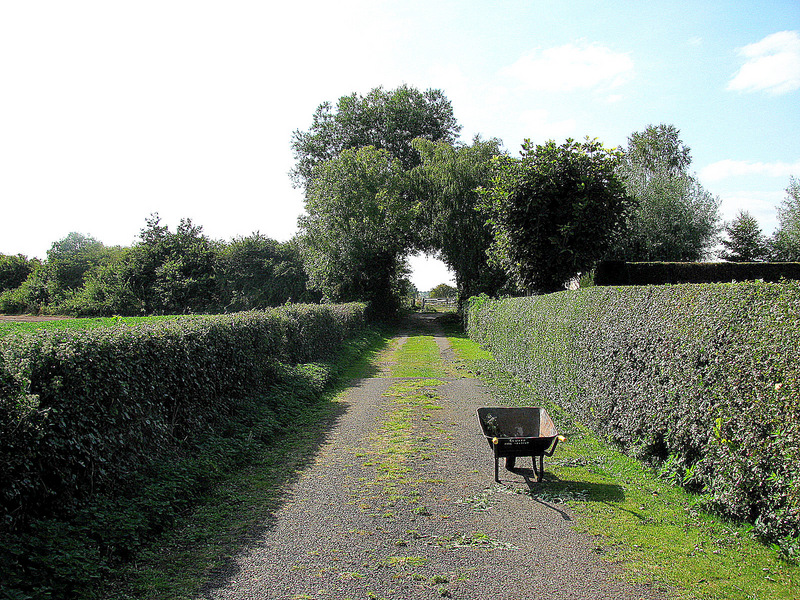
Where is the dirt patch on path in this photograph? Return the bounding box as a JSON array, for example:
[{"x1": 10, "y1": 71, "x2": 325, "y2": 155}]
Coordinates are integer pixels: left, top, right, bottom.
[{"x1": 200, "y1": 313, "x2": 668, "y2": 599}]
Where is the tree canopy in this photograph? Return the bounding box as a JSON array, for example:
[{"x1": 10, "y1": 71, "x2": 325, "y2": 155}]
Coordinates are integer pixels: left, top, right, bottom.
[
  {"x1": 479, "y1": 138, "x2": 630, "y2": 294},
  {"x1": 291, "y1": 85, "x2": 461, "y2": 188},
  {"x1": 409, "y1": 136, "x2": 511, "y2": 304},
  {"x1": 718, "y1": 210, "x2": 770, "y2": 262},
  {"x1": 773, "y1": 177, "x2": 800, "y2": 261},
  {"x1": 609, "y1": 124, "x2": 721, "y2": 262}
]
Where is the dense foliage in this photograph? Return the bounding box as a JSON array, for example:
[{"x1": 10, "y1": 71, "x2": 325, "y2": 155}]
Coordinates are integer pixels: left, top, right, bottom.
[
  {"x1": 410, "y1": 137, "x2": 511, "y2": 304},
  {"x1": 298, "y1": 146, "x2": 411, "y2": 313},
  {"x1": 467, "y1": 284, "x2": 799, "y2": 552},
  {"x1": 773, "y1": 176, "x2": 800, "y2": 261},
  {"x1": 609, "y1": 124, "x2": 721, "y2": 262},
  {"x1": 0, "y1": 254, "x2": 40, "y2": 294},
  {"x1": 0, "y1": 217, "x2": 315, "y2": 317},
  {"x1": 479, "y1": 138, "x2": 630, "y2": 293},
  {"x1": 0, "y1": 303, "x2": 366, "y2": 597}
]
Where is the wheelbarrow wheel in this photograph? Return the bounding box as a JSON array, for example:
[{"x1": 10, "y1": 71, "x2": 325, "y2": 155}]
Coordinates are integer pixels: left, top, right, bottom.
[{"x1": 505, "y1": 456, "x2": 516, "y2": 470}]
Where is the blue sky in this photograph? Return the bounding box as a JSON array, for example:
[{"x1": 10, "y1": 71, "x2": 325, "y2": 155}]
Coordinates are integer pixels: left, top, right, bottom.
[{"x1": 1, "y1": 0, "x2": 798, "y2": 290}]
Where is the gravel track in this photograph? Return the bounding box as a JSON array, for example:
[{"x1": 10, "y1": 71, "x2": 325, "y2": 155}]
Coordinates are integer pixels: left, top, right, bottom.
[{"x1": 200, "y1": 314, "x2": 667, "y2": 600}]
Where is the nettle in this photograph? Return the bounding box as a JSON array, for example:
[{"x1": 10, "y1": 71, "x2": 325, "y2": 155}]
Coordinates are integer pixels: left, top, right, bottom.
[{"x1": 468, "y1": 282, "x2": 799, "y2": 552}]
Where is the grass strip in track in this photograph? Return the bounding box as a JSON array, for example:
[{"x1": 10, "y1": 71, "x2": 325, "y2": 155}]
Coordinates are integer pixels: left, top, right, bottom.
[{"x1": 390, "y1": 335, "x2": 451, "y2": 379}]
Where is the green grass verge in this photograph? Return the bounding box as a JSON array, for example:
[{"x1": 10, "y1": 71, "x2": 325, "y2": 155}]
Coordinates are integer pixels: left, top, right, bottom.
[{"x1": 446, "y1": 329, "x2": 800, "y2": 600}]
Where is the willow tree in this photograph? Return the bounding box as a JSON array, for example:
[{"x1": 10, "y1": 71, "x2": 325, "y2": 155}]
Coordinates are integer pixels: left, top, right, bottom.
[
  {"x1": 610, "y1": 124, "x2": 721, "y2": 261},
  {"x1": 409, "y1": 136, "x2": 511, "y2": 305}
]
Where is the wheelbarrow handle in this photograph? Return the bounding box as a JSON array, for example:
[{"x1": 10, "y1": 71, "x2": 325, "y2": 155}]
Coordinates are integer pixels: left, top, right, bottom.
[{"x1": 544, "y1": 435, "x2": 566, "y2": 457}]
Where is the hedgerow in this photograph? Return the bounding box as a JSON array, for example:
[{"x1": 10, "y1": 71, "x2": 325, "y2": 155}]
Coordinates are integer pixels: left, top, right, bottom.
[
  {"x1": 0, "y1": 303, "x2": 366, "y2": 598},
  {"x1": 467, "y1": 283, "x2": 800, "y2": 553}
]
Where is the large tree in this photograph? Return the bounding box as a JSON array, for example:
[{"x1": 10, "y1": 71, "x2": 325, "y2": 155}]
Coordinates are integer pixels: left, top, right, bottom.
[
  {"x1": 479, "y1": 138, "x2": 630, "y2": 294},
  {"x1": 291, "y1": 85, "x2": 461, "y2": 188},
  {"x1": 292, "y1": 85, "x2": 462, "y2": 311},
  {"x1": 409, "y1": 136, "x2": 511, "y2": 305},
  {"x1": 772, "y1": 176, "x2": 800, "y2": 261},
  {"x1": 609, "y1": 124, "x2": 721, "y2": 261},
  {"x1": 298, "y1": 146, "x2": 412, "y2": 312}
]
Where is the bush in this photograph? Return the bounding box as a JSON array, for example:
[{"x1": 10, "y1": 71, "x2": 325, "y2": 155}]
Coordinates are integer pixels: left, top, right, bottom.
[
  {"x1": 468, "y1": 283, "x2": 800, "y2": 550},
  {"x1": 0, "y1": 303, "x2": 366, "y2": 597}
]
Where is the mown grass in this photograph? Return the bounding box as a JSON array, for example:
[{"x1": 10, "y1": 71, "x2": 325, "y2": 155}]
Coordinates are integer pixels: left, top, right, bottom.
[
  {"x1": 446, "y1": 327, "x2": 800, "y2": 600},
  {"x1": 390, "y1": 335, "x2": 452, "y2": 379},
  {"x1": 0, "y1": 315, "x2": 179, "y2": 337}
]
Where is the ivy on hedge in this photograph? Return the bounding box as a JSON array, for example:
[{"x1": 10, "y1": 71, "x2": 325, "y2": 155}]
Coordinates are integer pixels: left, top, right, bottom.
[
  {"x1": 467, "y1": 284, "x2": 799, "y2": 551},
  {"x1": 0, "y1": 302, "x2": 366, "y2": 597}
]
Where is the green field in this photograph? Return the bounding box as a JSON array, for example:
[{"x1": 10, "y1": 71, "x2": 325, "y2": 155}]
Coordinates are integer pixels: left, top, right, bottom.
[{"x1": 0, "y1": 315, "x2": 180, "y2": 337}]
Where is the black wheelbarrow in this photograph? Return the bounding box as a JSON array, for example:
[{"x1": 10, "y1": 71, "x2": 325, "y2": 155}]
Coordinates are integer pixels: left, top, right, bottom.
[{"x1": 477, "y1": 407, "x2": 564, "y2": 482}]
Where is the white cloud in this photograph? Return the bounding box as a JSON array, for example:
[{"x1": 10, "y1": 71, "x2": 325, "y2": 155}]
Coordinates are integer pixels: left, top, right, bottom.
[
  {"x1": 502, "y1": 41, "x2": 634, "y2": 92},
  {"x1": 728, "y1": 30, "x2": 800, "y2": 94},
  {"x1": 700, "y1": 158, "x2": 800, "y2": 182},
  {"x1": 518, "y1": 109, "x2": 577, "y2": 142},
  {"x1": 718, "y1": 191, "x2": 783, "y2": 234}
]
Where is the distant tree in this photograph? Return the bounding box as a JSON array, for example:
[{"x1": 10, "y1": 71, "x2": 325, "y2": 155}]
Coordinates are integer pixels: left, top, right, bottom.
[
  {"x1": 772, "y1": 176, "x2": 800, "y2": 261},
  {"x1": 125, "y1": 214, "x2": 221, "y2": 314},
  {"x1": 609, "y1": 124, "x2": 721, "y2": 261},
  {"x1": 291, "y1": 85, "x2": 461, "y2": 188},
  {"x1": 0, "y1": 254, "x2": 39, "y2": 293},
  {"x1": 46, "y1": 232, "x2": 108, "y2": 293},
  {"x1": 479, "y1": 138, "x2": 631, "y2": 294},
  {"x1": 409, "y1": 137, "x2": 511, "y2": 305},
  {"x1": 429, "y1": 283, "x2": 457, "y2": 298},
  {"x1": 718, "y1": 210, "x2": 770, "y2": 262},
  {"x1": 216, "y1": 233, "x2": 319, "y2": 310},
  {"x1": 298, "y1": 146, "x2": 412, "y2": 312},
  {"x1": 0, "y1": 265, "x2": 49, "y2": 314}
]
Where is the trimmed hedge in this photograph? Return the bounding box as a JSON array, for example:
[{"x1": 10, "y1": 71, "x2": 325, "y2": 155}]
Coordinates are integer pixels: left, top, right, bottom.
[
  {"x1": 0, "y1": 303, "x2": 364, "y2": 528},
  {"x1": 1, "y1": 303, "x2": 367, "y2": 597},
  {"x1": 468, "y1": 284, "x2": 799, "y2": 551},
  {"x1": 595, "y1": 260, "x2": 800, "y2": 286}
]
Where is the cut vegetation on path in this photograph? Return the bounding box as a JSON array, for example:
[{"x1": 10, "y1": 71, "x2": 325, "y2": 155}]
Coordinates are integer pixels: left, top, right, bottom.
[{"x1": 200, "y1": 313, "x2": 666, "y2": 600}]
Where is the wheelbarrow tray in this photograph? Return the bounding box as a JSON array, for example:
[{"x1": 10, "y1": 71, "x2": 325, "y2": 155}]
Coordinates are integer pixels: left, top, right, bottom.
[{"x1": 477, "y1": 407, "x2": 560, "y2": 482}]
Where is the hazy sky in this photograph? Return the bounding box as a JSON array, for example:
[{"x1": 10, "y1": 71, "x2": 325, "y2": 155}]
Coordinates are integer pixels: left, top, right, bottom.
[{"x1": 1, "y1": 1, "x2": 798, "y2": 289}]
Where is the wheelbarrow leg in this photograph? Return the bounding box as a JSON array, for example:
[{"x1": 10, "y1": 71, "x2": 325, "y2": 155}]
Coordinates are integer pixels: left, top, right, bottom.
[
  {"x1": 531, "y1": 454, "x2": 545, "y2": 482},
  {"x1": 494, "y1": 456, "x2": 500, "y2": 482}
]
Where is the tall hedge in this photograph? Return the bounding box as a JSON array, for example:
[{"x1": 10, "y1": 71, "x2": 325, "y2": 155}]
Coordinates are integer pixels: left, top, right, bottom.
[
  {"x1": 467, "y1": 284, "x2": 799, "y2": 549},
  {"x1": 0, "y1": 303, "x2": 365, "y2": 528}
]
